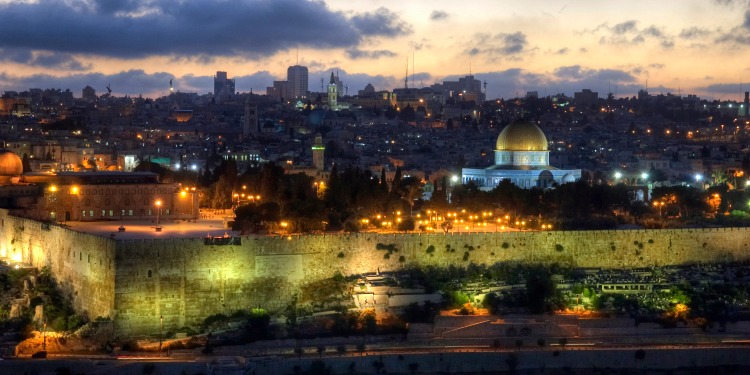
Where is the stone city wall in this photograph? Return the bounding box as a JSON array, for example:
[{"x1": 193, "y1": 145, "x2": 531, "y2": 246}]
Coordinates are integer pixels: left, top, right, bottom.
[
  {"x1": 113, "y1": 227, "x2": 750, "y2": 336},
  {"x1": 3, "y1": 208, "x2": 750, "y2": 337},
  {"x1": 0, "y1": 209, "x2": 115, "y2": 321}
]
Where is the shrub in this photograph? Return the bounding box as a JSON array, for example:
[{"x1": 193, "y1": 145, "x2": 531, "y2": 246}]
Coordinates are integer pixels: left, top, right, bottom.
[
  {"x1": 337, "y1": 252, "x2": 345, "y2": 258},
  {"x1": 555, "y1": 244, "x2": 564, "y2": 252}
]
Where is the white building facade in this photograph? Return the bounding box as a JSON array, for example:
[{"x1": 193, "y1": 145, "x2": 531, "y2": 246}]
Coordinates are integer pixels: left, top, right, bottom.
[{"x1": 461, "y1": 121, "x2": 581, "y2": 189}]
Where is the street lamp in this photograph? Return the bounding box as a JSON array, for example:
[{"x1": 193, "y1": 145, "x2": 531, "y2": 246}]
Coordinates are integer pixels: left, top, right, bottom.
[
  {"x1": 653, "y1": 201, "x2": 665, "y2": 218},
  {"x1": 159, "y1": 315, "x2": 163, "y2": 351},
  {"x1": 155, "y1": 200, "x2": 162, "y2": 226}
]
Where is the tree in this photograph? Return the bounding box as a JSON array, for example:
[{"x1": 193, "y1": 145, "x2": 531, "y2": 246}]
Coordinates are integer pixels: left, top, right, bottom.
[
  {"x1": 356, "y1": 342, "x2": 366, "y2": 356},
  {"x1": 294, "y1": 345, "x2": 304, "y2": 359},
  {"x1": 492, "y1": 338, "x2": 501, "y2": 352},
  {"x1": 21, "y1": 153, "x2": 31, "y2": 174},
  {"x1": 515, "y1": 339, "x2": 523, "y2": 351},
  {"x1": 317, "y1": 344, "x2": 326, "y2": 357},
  {"x1": 558, "y1": 337, "x2": 568, "y2": 351},
  {"x1": 336, "y1": 344, "x2": 346, "y2": 356},
  {"x1": 537, "y1": 338, "x2": 545, "y2": 350}
]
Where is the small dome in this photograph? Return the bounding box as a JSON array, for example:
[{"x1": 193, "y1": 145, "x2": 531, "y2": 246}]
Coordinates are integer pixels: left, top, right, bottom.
[
  {"x1": 0, "y1": 150, "x2": 23, "y2": 176},
  {"x1": 496, "y1": 121, "x2": 548, "y2": 151}
]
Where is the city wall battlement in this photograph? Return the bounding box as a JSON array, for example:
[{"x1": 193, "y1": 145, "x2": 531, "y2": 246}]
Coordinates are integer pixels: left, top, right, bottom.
[{"x1": 2, "y1": 209, "x2": 749, "y2": 336}]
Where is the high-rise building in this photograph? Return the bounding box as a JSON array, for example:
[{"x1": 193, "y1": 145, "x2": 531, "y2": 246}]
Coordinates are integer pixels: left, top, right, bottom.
[
  {"x1": 266, "y1": 81, "x2": 289, "y2": 100},
  {"x1": 287, "y1": 65, "x2": 308, "y2": 99},
  {"x1": 213, "y1": 71, "x2": 236, "y2": 102},
  {"x1": 82, "y1": 85, "x2": 96, "y2": 102},
  {"x1": 574, "y1": 89, "x2": 598, "y2": 108}
]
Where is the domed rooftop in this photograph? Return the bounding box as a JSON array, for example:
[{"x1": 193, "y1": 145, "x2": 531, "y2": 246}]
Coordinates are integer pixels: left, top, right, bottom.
[
  {"x1": 0, "y1": 149, "x2": 23, "y2": 176},
  {"x1": 495, "y1": 121, "x2": 548, "y2": 151}
]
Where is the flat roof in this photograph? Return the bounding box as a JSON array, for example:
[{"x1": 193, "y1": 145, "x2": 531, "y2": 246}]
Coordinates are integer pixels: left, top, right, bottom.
[{"x1": 63, "y1": 218, "x2": 240, "y2": 240}]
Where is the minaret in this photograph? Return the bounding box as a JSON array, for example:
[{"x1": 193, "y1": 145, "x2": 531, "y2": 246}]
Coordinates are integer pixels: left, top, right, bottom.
[
  {"x1": 244, "y1": 95, "x2": 258, "y2": 136},
  {"x1": 327, "y1": 71, "x2": 338, "y2": 108},
  {"x1": 312, "y1": 133, "x2": 325, "y2": 171}
]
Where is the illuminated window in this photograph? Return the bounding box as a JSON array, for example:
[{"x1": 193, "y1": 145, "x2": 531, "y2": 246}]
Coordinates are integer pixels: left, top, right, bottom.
[
  {"x1": 89, "y1": 210, "x2": 94, "y2": 217},
  {"x1": 128, "y1": 210, "x2": 133, "y2": 216}
]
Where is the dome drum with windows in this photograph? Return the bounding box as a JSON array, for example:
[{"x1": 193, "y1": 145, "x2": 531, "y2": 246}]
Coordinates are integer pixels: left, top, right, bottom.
[{"x1": 461, "y1": 120, "x2": 581, "y2": 189}]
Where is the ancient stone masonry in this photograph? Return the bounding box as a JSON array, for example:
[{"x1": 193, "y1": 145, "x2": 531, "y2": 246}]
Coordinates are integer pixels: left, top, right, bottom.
[
  {"x1": 3, "y1": 209, "x2": 750, "y2": 336},
  {"x1": 0, "y1": 210, "x2": 115, "y2": 321}
]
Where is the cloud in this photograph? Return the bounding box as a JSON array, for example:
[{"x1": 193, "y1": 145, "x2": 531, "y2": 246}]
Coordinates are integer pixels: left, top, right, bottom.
[
  {"x1": 0, "y1": 0, "x2": 410, "y2": 60},
  {"x1": 554, "y1": 48, "x2": 569, "y2": 55},
  {"x1": 592, "y1": 20, "x2": 674, "y2": 48},
  {"x1": 345, "y1": 49, "x2": 397, "y2": 59},
  {"x1": 612, "y1": 20, "x2": 638, "y2": 34},
  {"x1": 701, "y1": 82, "x2": 746, "y2": 93},
  {"x1": 350, "y1": 7, "x2": 413, "y2": 37},
  {"x1": 554, "y1": 65, "x2": 638, "y2": 82},
  {"x1": 679, "y1": 26, "x2": 711, "y2": 39},
  {"x1": 466, "y1": 32, "x2": 528, "y2": 58},
  {"x1": 430, "y1": 10, "x2": 449, "y2": 21},
  {"x1": 0, "y1": 49, "x2": 91, "y2": 70}
]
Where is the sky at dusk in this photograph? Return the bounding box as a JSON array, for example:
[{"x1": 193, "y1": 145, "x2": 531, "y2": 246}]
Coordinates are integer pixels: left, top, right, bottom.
[{"x1": 1, "y1": 0, "x2": 749, "y2": 100}]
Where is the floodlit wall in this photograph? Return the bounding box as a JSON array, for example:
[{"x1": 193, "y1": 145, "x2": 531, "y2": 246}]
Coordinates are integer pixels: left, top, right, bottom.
[
  {"x1": 113, "y1": 228, "x2": 750, "y2": 336},
  {"x1": 4, "y1": 208, "x2": 750, "y2": 337},
  {"x1": 0, "y1": 209, "x2": 115, "y2": 320}
]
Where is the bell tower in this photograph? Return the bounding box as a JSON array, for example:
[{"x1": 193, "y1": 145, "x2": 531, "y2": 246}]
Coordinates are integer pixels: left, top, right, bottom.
[{"x1": 327, "y1": 71, "x2": 337, "y2": 108}]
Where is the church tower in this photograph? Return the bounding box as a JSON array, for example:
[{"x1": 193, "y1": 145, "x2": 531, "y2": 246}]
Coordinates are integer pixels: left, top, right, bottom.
[
  {"x1": 312, "y1": 133, "x2": 325, "y2": 171},
  {"x1": 327, "y1": 71, "x2": 337, "y2": 108},
  {"x1": 244, "y1": 95, "x2": 258, "y2": 136}
]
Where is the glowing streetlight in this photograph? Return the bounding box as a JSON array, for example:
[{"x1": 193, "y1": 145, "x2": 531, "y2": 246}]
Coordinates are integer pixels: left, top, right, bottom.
[
  {"x1": 614, "y1": 171, "x2": 622, "y2": 181},
  {"x1": 155, "y1": 200, "x2": 163, "y2": 226}
]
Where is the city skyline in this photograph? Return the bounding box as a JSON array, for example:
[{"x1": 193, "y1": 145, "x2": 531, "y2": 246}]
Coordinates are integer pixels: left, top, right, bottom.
[{"x1": 0, "y1": 0, "x2": 749, "y2": 100}]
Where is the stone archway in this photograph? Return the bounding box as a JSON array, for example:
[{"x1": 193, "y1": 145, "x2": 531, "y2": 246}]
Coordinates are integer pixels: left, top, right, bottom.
[{"x1": 537, "y1": 170, "x2": 554, "y2": 188}]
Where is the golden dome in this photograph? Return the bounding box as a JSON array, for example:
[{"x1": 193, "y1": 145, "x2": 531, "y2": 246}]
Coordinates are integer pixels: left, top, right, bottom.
[
  {"x1": 0, "y1": 150, "x2": 23, "y2": 176},
  {"x1": 495, "y1": 121, "x2": 548, "y2": 151}
]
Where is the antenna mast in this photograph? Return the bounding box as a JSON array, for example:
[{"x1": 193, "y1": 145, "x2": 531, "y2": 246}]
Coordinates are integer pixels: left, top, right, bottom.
[
  {"x1": 412, "y1": 50, "x2": 415, "y2": 89},
  {"x1": 405, "y1": 57, "x2": 409, "y2": 89}
]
